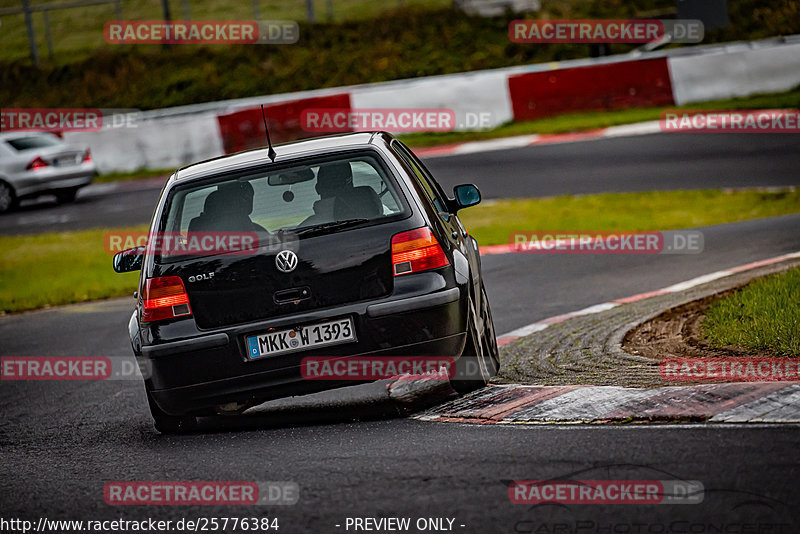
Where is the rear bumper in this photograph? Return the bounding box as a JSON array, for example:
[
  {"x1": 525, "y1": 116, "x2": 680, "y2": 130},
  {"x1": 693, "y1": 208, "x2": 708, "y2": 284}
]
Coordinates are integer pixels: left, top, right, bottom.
[
  {"x1": 148, "y1": 332, "x2": 465, "y2": 415},
  {"x1": 138, "y1": 273, "x2": 468, "y2": 415},
  {"x1": 13, "y1": 164, "x2": 96, "y2": 198}
]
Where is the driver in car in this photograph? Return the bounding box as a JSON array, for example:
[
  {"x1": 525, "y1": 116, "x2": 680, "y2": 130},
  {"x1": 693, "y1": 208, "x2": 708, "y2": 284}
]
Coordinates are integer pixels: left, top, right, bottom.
[{"x1": 189, "y1": 181, "x2": 269, "y2": 234}]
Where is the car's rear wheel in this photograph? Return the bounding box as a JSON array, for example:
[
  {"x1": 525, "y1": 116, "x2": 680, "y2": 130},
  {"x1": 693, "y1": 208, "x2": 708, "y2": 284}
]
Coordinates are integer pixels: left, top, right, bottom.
[
  {"x1": 0, "y1": 182, "x2": 18, "y2": 213},
  {"x1": 54, "y1": 188, "x2": 78, "y2": 204},
  {"x1": 146, "y1": 389, "x2": 197, "y2": 434},
  {"x1": 450, "y1": 284, "x2": 499, "y2": 393},
  {"x1": 481, "y1": 284, "x2": 501, "y2": 374}
]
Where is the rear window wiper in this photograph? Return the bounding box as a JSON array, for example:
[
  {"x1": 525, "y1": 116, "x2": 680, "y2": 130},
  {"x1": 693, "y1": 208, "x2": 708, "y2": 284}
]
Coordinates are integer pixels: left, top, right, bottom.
[{"x1": 294, "y1": 218, "x2": 370, "y2": 236}]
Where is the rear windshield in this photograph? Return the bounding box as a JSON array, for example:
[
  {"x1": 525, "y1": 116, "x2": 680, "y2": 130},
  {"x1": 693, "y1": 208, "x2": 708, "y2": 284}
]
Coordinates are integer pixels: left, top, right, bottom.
[
  {"x1": 157, "y1": 152, "x2": 407, "y2": 262},
  {"x1": 5, "y1": 135, "x2": 62, "y2": 151}
]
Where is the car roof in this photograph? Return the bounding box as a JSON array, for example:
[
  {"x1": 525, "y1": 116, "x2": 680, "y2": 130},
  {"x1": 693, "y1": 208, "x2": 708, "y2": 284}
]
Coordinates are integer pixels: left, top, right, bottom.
[{"x1": 174, "y1": 132, "x2": 389, "y2": 182}]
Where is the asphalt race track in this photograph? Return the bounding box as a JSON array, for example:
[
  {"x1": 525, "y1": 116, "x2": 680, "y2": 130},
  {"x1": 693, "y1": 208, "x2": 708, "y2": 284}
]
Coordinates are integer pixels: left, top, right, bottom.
[
  {"x1": 2, "y1": 132, "x2": 800, "y2": 531},
  {"x1": 2, "y1": 133, "x2": 799, "y2": 235}
]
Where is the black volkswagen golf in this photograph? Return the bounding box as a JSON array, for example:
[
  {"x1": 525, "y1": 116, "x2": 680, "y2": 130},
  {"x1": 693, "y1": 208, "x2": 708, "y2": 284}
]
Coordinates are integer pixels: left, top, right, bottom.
[{"x1": 114, "y1": 131, "x2": 498, "y2": 433}]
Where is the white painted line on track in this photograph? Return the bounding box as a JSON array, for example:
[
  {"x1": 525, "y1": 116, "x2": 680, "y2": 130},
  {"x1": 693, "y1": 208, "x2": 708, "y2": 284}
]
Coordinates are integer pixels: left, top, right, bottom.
[{"x1": 495, "y1": 250, "x2": 800, "y2": 346}]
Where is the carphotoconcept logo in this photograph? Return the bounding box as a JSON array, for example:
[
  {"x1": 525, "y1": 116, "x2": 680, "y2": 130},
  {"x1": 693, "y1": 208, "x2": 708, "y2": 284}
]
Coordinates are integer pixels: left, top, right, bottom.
[
  {"x1": 661, "y1": 110, "x2": 800, "y2": 133},
  {"x1": 104, "y1": 20, "x2": 298, "y2": 44},
  {"x1": 509, "y1": 19, "x2": 703, "y2": 44},
  {"x1": 509, "y1": 230, "x2": 703, "y2": 254}
]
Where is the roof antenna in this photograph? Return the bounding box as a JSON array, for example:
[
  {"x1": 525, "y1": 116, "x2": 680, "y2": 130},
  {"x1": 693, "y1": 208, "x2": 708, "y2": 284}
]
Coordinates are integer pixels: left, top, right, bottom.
[{"x1": 260, "y1": 104, "x2": 276, "y2": 162}]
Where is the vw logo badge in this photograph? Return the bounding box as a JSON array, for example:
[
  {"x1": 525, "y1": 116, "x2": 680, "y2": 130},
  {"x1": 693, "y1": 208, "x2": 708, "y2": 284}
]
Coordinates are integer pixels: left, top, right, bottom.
[{"x1": 275, "y1": 250, "x2": 298, "y2": 273}]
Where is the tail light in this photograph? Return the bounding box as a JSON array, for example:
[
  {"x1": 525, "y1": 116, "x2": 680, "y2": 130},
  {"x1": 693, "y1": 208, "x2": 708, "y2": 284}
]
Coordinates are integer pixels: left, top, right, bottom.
[
  {"x1": 141, "y1": 276, "x2": 192, "y2": 322},
  {"x1": 26, "y1": 156, "x2": 49, "y2": 171},
  {"x1": 391, "y1": 227, "x2": 449, "y2": 276},
  {"x1": 82, "y1": 149, "x2": 92, "y2": 163}
]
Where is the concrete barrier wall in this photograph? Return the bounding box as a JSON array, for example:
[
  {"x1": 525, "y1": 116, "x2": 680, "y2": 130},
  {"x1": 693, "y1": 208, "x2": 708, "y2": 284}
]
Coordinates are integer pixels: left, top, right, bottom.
[
  {"x1": 66, "y1": 36, "x2": 799, "y2": 172},
  {"x1": 668, "y1": 42, "x2": 800, "y2": 105},
  {"x1": 350, "y1": 69, "x2": 514, "y2": 130},
  {"x1": 217, "y1": 93, "x2": 351, "y2": 154},
  {"x1": 508, "y1": 58, "x2": 674, "y2": 121},
  {"x1": 64, "y1": 112, "x2": 223, "y2": 174}
]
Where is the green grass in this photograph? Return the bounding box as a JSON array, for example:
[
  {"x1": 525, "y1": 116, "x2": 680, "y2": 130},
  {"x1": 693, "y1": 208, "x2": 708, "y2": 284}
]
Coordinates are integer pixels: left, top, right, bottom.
[
  {"x1": 0, "y1": 227, "x2": 144, "y2": 313},
  {"x1": 0, "y1": 0, "x2": 452, "y2": 63},
  {"x1": 4, "y1": 0, "x2": 800, "y2": 109},
  {"x1": 458, "y1": 189, "x2": 800, "y2": 246},
  {"x1": 400, "y1": 86, "x2": 800, "y2": 147},
  {"x1": 3, "y1": 188, "x2": 800, "y2": 314},
  {"x1": 702, "y1": 267, "x2": 800, "y2": 357}
]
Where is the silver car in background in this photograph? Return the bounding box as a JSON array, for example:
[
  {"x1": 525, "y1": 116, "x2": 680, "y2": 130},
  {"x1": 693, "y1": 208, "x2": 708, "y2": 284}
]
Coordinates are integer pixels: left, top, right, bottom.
[{"x1": 0, "y1": 132, "x2": 97, "y2": 213}]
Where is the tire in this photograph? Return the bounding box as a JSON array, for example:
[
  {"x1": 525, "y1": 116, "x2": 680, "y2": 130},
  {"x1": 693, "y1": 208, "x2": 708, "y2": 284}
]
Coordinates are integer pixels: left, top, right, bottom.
[
  {"x1": 55, "y1": 188, "x2": 78, "y2": 204},
  {"x1": 0, "y1": 181, "x2": 17, "y2": 214},
  {"x1": 481, "y1": 284, "x2": 501, "y2": 375},
  {"x1": 450, "y1": 284, "x2": 499, "y2": 393},
  {"x1": 146, "y1": 389, "x2": 197, "y2": 434}
]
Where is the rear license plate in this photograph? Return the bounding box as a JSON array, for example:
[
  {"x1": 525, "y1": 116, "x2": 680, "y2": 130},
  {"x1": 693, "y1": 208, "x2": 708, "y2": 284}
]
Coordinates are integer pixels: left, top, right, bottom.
[
  {"x1": 54, "y1": 156, "x2": 78, "y2": 167},
  {"x1": 246, "y1": 317, "x2": 356, "y2": 359}
]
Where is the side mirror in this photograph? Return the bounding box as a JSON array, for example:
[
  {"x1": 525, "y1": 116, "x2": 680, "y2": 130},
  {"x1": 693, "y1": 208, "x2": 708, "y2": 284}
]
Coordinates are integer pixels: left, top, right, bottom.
[
  {"x1": 113, "y1": 246, "x2": 145, "y2": 273},
  {"x1": 452, "y1": 184, "x2": 481, "y2": 211}
]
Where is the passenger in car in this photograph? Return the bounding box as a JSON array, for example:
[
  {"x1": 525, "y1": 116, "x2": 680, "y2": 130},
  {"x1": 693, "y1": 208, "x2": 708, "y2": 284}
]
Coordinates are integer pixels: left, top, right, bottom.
[
  {"x1": 302, "y1": 162, "x2": 382, "y2": 226},
  {"x1": 189, "y1": 182, "x2": 268, "y2": 234}
]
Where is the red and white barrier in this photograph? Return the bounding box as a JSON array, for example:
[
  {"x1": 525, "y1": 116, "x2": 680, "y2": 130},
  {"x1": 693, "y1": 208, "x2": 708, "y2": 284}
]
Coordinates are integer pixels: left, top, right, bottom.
[
  {"x1": 217, "y1": 93, "x2": 351, "y2": 154},
  {"x1": 64, "y1": 36, "x2": 800, "y2": 172},
  {"x1": 667, "y1": 42, "x2": 800, "y2": 105},
  {"x1": 507, "y1": 57, "x2": 674, "y2": 121}
]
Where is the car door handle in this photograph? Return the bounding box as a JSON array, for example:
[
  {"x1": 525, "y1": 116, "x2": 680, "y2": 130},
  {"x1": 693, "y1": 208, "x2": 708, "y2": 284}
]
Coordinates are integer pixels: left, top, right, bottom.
[
  {"x1": 451, "y1": 231, "x2": 458, "y2": 239},
  {"x1": 274, "y1": 287, "x2": 311, "y2": 304}
]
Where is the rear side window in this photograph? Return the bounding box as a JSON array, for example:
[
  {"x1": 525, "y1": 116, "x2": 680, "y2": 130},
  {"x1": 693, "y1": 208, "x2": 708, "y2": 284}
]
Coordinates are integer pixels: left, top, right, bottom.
[
  {"x1": 391, "y1": 141, "x2": 450, "y2": 216},
  {"x1": 158, "y1": 153, "x2": 407, "y2": 262},
  {"x1": 5, "y1": 135, "x2": 62, "y2": 151}
]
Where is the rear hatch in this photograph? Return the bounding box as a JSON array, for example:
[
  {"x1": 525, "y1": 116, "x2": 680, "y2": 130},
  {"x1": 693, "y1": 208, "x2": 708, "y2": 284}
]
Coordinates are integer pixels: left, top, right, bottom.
[
  {"x1": 176, "y1": 227, "x2": 395, "y2": 329},
  {"x1": 152, "y1": 151, "x2": 409, "y2": 329}
]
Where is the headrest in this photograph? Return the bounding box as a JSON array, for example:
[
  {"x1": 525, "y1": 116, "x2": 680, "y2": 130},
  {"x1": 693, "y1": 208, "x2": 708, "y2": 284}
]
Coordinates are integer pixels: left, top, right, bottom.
[
  {"x1": 214, "y1": 181, "x2": 255, "y2": 214},
  {"x1": 316, "y1": 162, "x2": 353, "y2": 197}
]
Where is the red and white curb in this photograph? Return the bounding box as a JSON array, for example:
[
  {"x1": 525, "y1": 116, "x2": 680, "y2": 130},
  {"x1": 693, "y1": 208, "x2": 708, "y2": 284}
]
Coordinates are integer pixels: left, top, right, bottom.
[
  {"x1": 413, "y1": 383, "x2": 800, "y2": 424},
  {"x1": 408, "y1": 250, "x2": 800, "y2": 425},
  {"x1": 413, "y1": 120, "x2": 662, "y2": 159},
  {"x1": 494, "y1": 250, "x2": 800, "y2": 346}
]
